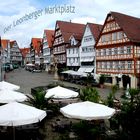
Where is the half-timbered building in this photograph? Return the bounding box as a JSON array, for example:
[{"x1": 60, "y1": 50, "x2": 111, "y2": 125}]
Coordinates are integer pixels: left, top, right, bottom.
[
  {"x1": 96, "y1": 12, "x2": 140, "y2": 88},
  {"x1": 30, "y1": 38, "x2": 42, "y2": 64},
  {"x1": 52, "y1": 21, "x2": 85, "y2": 69},
  {"x1": 42, "y1": 29, "x2": 54, "y2": 71},
  {"x1": 10, "y1": 40, "x2": 22, "y2": 66}
]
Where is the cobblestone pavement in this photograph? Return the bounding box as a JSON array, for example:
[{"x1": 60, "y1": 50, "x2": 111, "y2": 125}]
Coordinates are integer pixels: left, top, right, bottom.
[
  {"x1": 5, "y1": 68, "x2": 124, "y2": 100},
  {"x1": 6, "y1": 68, "x2": 55, "y2": 94}
]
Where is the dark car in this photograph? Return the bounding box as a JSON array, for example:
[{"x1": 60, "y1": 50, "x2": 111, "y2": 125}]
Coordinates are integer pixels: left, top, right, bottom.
[
  {"x1": 12, "y1": 63, "x2": 19, "y2": 69},
  {"x1": 2, "y1": 63, "x2": 10, "y2": 72}
]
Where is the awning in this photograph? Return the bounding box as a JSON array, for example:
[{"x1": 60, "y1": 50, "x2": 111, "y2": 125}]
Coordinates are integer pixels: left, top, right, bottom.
[
  {"x1": 78, "y1": 67, "x2": 86, "y2": 73},
  {"x1": 84, "y1": 67, "x2": 94, "y2": 73},
  {"x1": 78, "y1": 67, "x2": 94, "y2": 73},
  {"x1": 81, "y1": 57, "x2": 94, "y2": 62}
]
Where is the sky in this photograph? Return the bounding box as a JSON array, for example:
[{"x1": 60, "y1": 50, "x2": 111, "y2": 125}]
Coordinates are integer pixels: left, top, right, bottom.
[{"x1": 0, "y1": 0, "x2": 140, "y2": 48}]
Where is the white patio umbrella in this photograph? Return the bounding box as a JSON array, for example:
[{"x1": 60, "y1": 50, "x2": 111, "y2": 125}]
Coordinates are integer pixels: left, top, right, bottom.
[
  {"x1": 0, "y1": 102, "x2": 46, "y2": 126},
  {"x1": 0, "y1": 90, "x2": 27, "y2": 103},
  {"x1": 0, "y1": 102, "x2": 47, "y2": 140},
  {"x1": 45, "y1": 86, "x2": 79, "y2": 99},
  {"x1": 61, "y1": 70, "x2": 76, "y2": 74},
  {"x1": 60, "y1": 101, "x2": 115, "y2": 120},
  {"x1": 0, "y1": 81, "x2": 20, "y2": 91}
]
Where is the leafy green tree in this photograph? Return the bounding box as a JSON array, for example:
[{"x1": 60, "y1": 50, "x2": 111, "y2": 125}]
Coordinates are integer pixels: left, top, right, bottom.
[
  {"x1": 80, "y1": 87, "x2": 100, "y2": 103},
  {"x1": 109, "y1": 88, "x2": 140, "y2": 139}
]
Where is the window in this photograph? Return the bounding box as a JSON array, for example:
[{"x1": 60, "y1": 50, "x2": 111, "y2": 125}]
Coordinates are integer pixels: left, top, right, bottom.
[
  {"x1": 104, "y1": 62, "x2": 107, "y2": 69},
  {"x1": 76, "y1": 48, "x2": 78, "y2": 53},
  {"x1": 98, "y1": 50, "x2": 101, "y2": 56},
  {"x1": 114, "y1": 48, "x2": 118, "y2": 55},
  {"x1": 101, "y1": 35, "x2": 106, "y2": 42},
  {"x1": 121, "y1": 61, "x2": 125, "y2": 69},
  {"x1": 108, "y1": 48, "x2": 112, "y2": 55},
  {"x1": 103, "y1": 49, "x2": 106, "y2": 56},
  {"x1": 71, "y1": 39, "x2": 75, "y2": 46},
  {"x1": 110, "y1": 62, "x2": 113, "y2": 69},
  {"x1": 127, "y1": 46, "x2": 131, "y2": 54},
  {"x1": 84, "y1": 35, "x2": 93, "y2": 42},
  {"x1": 127, "y1": 61, "x2": 132, "y2": 69},
  {"x1": 82, "y1": 48, "x2": 85, "y2": 52},
  {"x1": 117, "y1": 32, "x2": 123, "y2": 40},
  {"x1": 115, "y1": 61, "x2": 119, "y2": 69},
  {"x1": 120, "y1": 47, "x2": 124, "y2": 54},
  {"x1": 73, "y1": 48, "x2": 74, "y2": 54},
  {"x1": 112, "y1": 33, "x2": 117, "y2": 41}
]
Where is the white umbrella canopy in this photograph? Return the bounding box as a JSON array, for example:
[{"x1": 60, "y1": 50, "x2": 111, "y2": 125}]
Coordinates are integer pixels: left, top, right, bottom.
[
  {"x1": 0, "y1": 81, "x2": 20, "y2": 91},
  {"x1": 60, "y1": 101, "x2": 116, "y2": 120},
  {"x1": 45, "y1": 86, "x2": 79, "y2": 99},
  {"x1": 0, "y1": 102, "x2": 46, "y2": 126},
  {"x1": 0, "y1": 90, "x2": 27, "y2": 103},
  {"x1": 61, "y1": 70, "x2": 76, "y2": 74}
]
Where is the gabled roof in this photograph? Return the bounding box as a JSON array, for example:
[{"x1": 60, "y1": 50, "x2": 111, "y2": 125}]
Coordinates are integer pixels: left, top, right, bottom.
[
  {"x1": 20, "y1": 48, "x2": 30, "y2": 58},
  {"x1": 1, "y1": 39, "x2": 10, "y2": 49},
  {"x1": 31, "y1": 38, "x2": 42, "y2": 54},
  {"x1": 44, "y1": 30, "x2": 54, "y2": 48},
  {"x1": 31, "y1": 38, "x2": 42, "y2": 48},
  {"x1": 87, "y1": 23, "x2": 103, "y2": 41},
  {"x1": 108, "y1": 11, "x2": 140, "y2": 43},
  {"x1": 56, "y1": 21, "x2": 85, "y2": 43},
  {"x1": 10, "y1": 40, "x2": 18, "y2": 48}
]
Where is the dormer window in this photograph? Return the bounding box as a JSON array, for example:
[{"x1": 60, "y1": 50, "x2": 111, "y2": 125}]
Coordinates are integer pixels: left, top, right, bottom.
[{"x1": 71, "y1": 39, "x2": 75, "y2": 46}]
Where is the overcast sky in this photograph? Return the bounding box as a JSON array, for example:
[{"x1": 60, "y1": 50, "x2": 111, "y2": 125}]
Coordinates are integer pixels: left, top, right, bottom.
[{"x1": 0, "y1": 0, "x2": 140, "y2": 48}]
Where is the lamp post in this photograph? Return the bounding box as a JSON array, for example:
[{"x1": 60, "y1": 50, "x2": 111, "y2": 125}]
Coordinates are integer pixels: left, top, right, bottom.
[
  {"x1": 117, "y1": 65, "x2": 122, "y2": 88},
  {"x1": 53, "y1": 56, "x2": 59, "y2": 81}
]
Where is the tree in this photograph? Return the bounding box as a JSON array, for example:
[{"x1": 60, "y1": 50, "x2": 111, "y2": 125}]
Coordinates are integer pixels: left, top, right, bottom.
[
  {"x1": 80, "y1": 87, "x2": 100, "y2": 103},
  {"x1": 110, "y1": 88, "x2": 140, "y2": 139}
]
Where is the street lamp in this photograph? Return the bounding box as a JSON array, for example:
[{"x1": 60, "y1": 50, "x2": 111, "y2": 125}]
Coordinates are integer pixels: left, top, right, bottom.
[
  {"x1": 117, "y1": 65, "x2": 122, "y2": 88},
  {"x1": 53, "y1": 56, "x2": 59, "y2": 81}
]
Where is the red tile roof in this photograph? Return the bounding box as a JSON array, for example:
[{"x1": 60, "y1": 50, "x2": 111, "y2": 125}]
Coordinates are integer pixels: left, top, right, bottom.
[
  {"x1": 20, "y1": 48, "x2": 30, "y2": 58},
  {"x1": 10, "y1": 40, "x2": 17, "y2": 48},
  {"x1": 1, "y1": 39, "x2": 10, "y2": 49},
  {"x1": 56, "y1": 21, "x2": 86, "y2": 43},
  {"x1": 110, "y1": 11, "x2": 140, "y2": 43},
  {"x1": 31, "y1": 38, "x2": 42, "y2": 54},
  {"x1": 44, "y1": 30, "x2": 54, "y2": 48},
  {"x1": 87, "y1": 23, "x2": 103, "y2": 41}
]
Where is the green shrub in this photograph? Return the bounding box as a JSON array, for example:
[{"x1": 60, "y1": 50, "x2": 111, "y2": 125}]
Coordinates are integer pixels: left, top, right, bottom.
[{"x1": 80, "y1": 87, "x2": 100, "y2": 103}]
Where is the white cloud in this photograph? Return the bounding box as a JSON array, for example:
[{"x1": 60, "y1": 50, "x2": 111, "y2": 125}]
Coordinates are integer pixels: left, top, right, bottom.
[{"x1": 72, "y1": 17, "x2": 96, "y2": 24}]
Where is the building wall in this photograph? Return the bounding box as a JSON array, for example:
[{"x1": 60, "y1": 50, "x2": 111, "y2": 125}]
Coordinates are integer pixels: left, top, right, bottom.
[
  {"x1": 80, "y1": 24, "x2": 96, "y2": 73},
  {"x1": 66, "y1": 36, "x2": 80, "y2": 68},
  {"x1": 10, "y1": 42, "x2": 22, "y2": 65},
  {"x1": 96, "y1": 14, "x2": 139, "y2": 88},
  {"x1": 53, "y1": 24, "x2": 66, "y2": 65}
]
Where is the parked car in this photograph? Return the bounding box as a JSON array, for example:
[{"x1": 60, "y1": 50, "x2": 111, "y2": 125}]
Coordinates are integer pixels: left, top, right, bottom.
[
  {"x1": 2, "y1": 64, "x2": 10, "y2": 72},
  {"x1": 25, "y1": 63, "x2": 35, "y2": 72},
  {"x1": 12, "y1": 63, "x2": 19, "y2": 69},
  {"x1": 2, "y1": 63, "x2": 13, "y2": 72}
]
